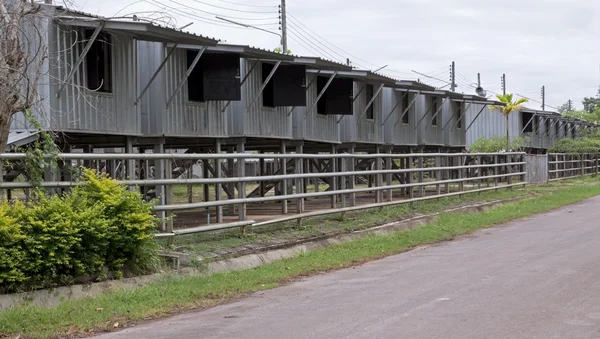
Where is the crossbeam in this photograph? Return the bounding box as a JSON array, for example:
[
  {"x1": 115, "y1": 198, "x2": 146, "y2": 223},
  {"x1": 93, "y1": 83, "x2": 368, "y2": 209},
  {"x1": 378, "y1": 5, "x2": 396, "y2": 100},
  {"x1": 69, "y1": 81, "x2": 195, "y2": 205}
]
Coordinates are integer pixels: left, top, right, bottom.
[
  {"x1": 464, "y1": 105, "x2": 487, "y2": 132},
  {"x1": 246, "y1": 60, "x2": 281, "y2": 111},
  {"x1": 135, "y1": 44, "x2": 178, "y2": 105},
  {"x1": 305, "y1": 71, "x2": 337, "y2": 119},
  {"x1": 382, "y1": 91, "x2": 407, "y2": 126},
  {"x1": 393, "y1": 91, "x2": 420, "y2": 127},
  {"x1": 354, "y1": 83, "x2": 384, "y2": 124},
  {"x1": 442, "y1": 102, "x2": 471, "y2": 131},
  {"x1": 222, "y1": 59, "x2": 259, "y2": 113},
  {"x1": 57, "y1": 22, "x2": 105, "y2": 97},
  {"x1": 166, "y1": 46, "x2": 207, "y2": 109},
  {"x1": 287, "y1": 70, "x2": 321, "y2": 116},
  {"x1": 520, "y1": 112, "x2": 539, "y2": 134},
  {"x1": 429, "y1": 97, "x2": 449, "y2": 126}
]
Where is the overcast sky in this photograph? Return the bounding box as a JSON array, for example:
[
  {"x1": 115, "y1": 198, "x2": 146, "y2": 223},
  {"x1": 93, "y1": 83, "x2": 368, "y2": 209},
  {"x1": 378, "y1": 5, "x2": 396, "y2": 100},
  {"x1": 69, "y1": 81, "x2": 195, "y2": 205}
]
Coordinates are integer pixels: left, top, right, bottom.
[{"x1": 70, "y1": 0, "x2": 600, "y2": 111}]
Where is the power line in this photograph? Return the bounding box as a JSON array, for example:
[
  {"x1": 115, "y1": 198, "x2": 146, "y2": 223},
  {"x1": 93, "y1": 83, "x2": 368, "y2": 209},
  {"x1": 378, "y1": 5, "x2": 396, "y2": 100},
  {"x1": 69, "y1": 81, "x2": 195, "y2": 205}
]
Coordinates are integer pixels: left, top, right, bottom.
[
  {"x1": 286, "y1": 11, "x2": 379, "y2": 68},
  {"x1": 169, "y1": 0, "x2": 279, "y2": 21},
  {"x1": 145, "y1": 0, "x2": 253, "y2": 29},
  {"x1": 215, "y1": 0, "x2": 277, "y2": 8},
  {"x1": 287, "y1": 33, "x2": 326, "y2": 58},
  {"x1": 286, "y1": 21, "x2": 345, "y2": 62},
  {"x1": 188, "y1": 0, "x2": 277, "y2": 13}
]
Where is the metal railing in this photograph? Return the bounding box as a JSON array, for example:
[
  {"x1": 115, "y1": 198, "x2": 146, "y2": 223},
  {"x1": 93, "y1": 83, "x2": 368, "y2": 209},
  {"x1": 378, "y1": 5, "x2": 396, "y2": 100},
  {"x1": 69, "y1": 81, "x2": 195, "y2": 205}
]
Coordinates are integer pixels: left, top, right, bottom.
[
  {"x1": 548, "y1": 153, "x2": 599, "y2": 181},
  {"x1": 0, "y1": 152, "x2": 527, "y2": 237}
]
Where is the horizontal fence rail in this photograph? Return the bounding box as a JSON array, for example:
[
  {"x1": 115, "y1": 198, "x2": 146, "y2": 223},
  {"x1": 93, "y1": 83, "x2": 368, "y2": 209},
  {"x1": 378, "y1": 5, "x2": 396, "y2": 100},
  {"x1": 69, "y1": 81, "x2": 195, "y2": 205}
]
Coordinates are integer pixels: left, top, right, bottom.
[
  {"x1": 548, "y1": 153, "x2": 599, "y2": 182},
  {"x1": 0, "y1": 152, "x2": 529, "y2": 237}
]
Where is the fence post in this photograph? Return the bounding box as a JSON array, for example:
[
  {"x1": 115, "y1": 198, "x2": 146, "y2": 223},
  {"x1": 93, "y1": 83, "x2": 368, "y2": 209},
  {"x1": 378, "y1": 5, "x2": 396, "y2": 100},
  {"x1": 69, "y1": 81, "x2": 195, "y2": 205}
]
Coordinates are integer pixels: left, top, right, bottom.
[
  {"x1": 295, "y1": 144, "x2": 304, "y2": 214},
  {"x1": 506, "y1": 154, "x2": 513, "y2": 188},
  {"x1": 375, "y1": 146, "x2": 383, "y2": 203},
  {"x1": 457, "y1": 155, "x2": 464, "y2": 192},
  {"x1": 340, "y1": 154, "x2": 347, "y2": 208},
  {"x1": 494, "y1": 155, "x2": 499, "y2": 188},
  {"x1": 435, "y1": 156, "x2": 441, "y2": 195},
  {"x1": 408, "y1": 155, "x2": 414, "y2": 199},
  {"x1": 280, "y1": 141, "x2": 288, "y2": 214},
  {"x1": 417, "y1": 155, "x2": 424, "y2": 197},
  {"x1": 581, "y1": 154, "x2": 585, "y2": 177},
  {"x1": 330, "y1": 145, "x2": 337, "y2": 209},
  {"x1": 215, "y1": 139, "x2": 223, "y2": 223},
  {"x1": 386, "y1": 150, "x2": 393, "y2": 202},
  {"x1": 349, "y1": 145, "x2": 356, "y2": 206},
  {"x1": 237, "y1": 142, "x2": 247, "y2": 222}
]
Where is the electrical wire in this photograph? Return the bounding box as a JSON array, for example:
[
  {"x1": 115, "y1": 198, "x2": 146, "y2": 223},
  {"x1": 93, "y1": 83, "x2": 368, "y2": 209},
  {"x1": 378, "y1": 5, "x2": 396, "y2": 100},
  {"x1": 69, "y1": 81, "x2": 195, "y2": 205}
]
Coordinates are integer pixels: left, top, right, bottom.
[
  {"x1": 188, "y1": 0, "x2": 277, "y2": 13},
  {"x1": 286, "y1": 22, "x2": 345, "y2": 63},
  {"x1": 215, "y1": 0, "x2": 277, "y2": 8},
  {"x1": 145, "y1": 0, "x2": 252, "y2": 28},
  {"x1": 286, "y1": 11, "x2": 379, "y2": 69},
  {"x1": 169, "y1": 0, "x2": 279, "y2": 21},
  {"x1": 287, "y1": 34, "x2": 326, "y2": 58}
]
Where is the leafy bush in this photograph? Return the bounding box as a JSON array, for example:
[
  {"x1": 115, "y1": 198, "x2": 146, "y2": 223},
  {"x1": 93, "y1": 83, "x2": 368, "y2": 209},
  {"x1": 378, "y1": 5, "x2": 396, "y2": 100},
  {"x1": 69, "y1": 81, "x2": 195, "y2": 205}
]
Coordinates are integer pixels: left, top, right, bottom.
[
  {"x1": 469, "y1": 136, "x2": 529, "y2": 153},
  {"x1": 549, "y1": 138, "x2": 600, "y2": 154},
  {"x1": 0, "y1": 169, "x2": 158, "y2": 293}
]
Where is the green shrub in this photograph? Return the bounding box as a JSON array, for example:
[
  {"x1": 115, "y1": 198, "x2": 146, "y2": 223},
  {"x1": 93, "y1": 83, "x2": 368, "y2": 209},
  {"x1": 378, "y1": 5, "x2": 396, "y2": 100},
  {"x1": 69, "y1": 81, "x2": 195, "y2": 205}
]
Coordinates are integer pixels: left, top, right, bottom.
[
  {"x1": 469, "y1": 136, "x2": 528, "y2": 153},
  {"x1": 0, "y1": 169, "x2": 158, "y2": 293},
  {"x1": 549, "y1": 138, "x2": 600, "y2": 154}
]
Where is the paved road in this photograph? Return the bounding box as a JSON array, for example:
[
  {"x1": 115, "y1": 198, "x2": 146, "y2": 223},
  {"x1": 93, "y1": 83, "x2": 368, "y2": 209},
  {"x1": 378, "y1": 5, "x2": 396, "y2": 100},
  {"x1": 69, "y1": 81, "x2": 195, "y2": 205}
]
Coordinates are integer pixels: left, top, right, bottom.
[{"x1": 96, "y1": 196, "x2": 600, "y2": 339}]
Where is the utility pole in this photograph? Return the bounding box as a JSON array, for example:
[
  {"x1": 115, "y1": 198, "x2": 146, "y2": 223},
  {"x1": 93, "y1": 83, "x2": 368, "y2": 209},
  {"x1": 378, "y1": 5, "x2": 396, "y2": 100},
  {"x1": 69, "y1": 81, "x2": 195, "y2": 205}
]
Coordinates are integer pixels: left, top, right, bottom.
[
  {"x1": 450, "y1": 61, "x2": 456, "y2": 92},
  {"x1": 501, "y1": 74, "x2": 506, "y2": 96},
  {"x1": 279, "y1": 0, "x2": 287, "y2": 53},
  {"x1": 541, "y1": 86, "x2": 545, "y2": 111}
]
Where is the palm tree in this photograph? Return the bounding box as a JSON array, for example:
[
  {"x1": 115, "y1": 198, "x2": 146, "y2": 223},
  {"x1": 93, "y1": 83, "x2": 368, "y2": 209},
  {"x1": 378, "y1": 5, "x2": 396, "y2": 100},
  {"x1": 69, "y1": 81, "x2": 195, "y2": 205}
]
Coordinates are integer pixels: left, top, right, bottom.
[{"x1": 490, "y1": 94, "x2": 529, "y2": 150}]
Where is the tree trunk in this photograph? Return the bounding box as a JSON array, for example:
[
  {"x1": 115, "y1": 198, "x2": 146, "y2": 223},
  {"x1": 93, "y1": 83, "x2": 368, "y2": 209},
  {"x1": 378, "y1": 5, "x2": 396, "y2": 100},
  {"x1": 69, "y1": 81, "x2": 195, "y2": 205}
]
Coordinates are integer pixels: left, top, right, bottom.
[
  {"x1": 0, "y1": 108, "x2": 12, "y2": 153},
  {"x1": 506, "y1": 115, "x2": 510, "y2": 151}
]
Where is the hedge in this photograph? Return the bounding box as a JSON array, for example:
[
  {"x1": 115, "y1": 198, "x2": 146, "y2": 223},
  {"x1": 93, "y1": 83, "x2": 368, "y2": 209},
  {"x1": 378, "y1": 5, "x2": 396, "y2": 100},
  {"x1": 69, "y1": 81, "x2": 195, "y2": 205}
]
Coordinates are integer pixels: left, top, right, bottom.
[
  {"x1": 469, "y1": 136, "x2": 528, "y2": 153},
  {"x1": 0, "y1": 169, "x2": 158, "y2": 293}
]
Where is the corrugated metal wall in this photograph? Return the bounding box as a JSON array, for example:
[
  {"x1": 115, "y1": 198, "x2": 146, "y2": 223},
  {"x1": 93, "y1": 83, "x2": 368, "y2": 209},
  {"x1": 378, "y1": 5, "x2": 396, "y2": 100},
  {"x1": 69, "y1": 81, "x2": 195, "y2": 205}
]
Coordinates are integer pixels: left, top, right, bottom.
[
  {"x1": 138, "y1": 41, "x2": 165, "y2": 135},
  {"x1": 229, "y1": 59, "x2": 292, "y2": 139},
  {"x1": 48, "y1": 24, "x2": 140, "y2": 135},
  {"x1": 442, "y1": 100, "x2": 465, "y2": 147},
  {"x1": 416, "y1": 95, "x2": 444, "y2": 146},
  {"x1": 10, "y1": 15, "x2": 51, "y2": 132},
  {"x1": 465, "y1": 104, "x2": 520, "y2": 148},
  {"x1": 381, "y1": 88, "x2": 418, "y2": 146},
  {"x1": 292, "y1": 73, "x2": 340, "y2": 144},
  {"x1": 161, "y1": 48, "x2": 228, "y2": 137},
  {"x1": 339, "y1": 82, "x2": 384, "y2": 145}
]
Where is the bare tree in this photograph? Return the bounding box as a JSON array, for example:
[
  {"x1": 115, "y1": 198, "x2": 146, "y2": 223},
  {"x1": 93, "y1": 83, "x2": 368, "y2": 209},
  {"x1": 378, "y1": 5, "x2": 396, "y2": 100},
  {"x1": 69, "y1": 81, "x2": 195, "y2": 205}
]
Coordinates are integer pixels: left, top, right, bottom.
[{"x1": 0, "y1": 0, "x2": 48, "y2": 152}]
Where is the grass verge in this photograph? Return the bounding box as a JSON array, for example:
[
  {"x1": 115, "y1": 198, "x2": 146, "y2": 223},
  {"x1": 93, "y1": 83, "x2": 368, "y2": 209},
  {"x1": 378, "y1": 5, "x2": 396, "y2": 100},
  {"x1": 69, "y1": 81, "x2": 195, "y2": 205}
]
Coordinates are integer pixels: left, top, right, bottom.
[{"x1": 1, "y1": 179, "x2": 600, "y2": 338}]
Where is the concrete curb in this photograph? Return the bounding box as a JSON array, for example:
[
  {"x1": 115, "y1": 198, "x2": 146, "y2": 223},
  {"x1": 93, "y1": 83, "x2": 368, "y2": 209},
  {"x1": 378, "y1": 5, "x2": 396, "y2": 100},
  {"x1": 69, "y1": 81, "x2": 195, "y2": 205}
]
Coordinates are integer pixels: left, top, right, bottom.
[{"x1": 0, "y1": 196, "x2": 529, "y2": 310}]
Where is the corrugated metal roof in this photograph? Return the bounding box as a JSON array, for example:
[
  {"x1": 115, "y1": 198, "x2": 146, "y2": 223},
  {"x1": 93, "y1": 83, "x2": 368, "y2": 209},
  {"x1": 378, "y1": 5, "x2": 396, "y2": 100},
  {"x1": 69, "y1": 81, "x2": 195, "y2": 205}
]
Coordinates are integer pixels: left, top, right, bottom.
[{"x1": 47, "y1": 3, "x2": 219, "y2": 45}]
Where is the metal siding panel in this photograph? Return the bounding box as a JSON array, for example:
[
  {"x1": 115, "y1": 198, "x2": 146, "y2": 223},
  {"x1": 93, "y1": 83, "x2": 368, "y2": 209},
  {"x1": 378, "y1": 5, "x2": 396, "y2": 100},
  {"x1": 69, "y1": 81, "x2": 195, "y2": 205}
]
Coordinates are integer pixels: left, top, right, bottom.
[
  {"x1": 345, "y1": 82, "x2": 384, "y2": 145},
  {"x1": 242, "y1": 60, "x2": 292, "y2": 139},
  {"x1": 46, "y1": 26, "x2": 140, "y2": 135},
  {"x1": 381, "y1": 89, "x2": 418, "y2": 147},
  {"x1": 293, "y1": 73, "x2": 339, "y2": 144},
  {"x1": 162, "y1": 48, "x2": 228, "y2": 137}
]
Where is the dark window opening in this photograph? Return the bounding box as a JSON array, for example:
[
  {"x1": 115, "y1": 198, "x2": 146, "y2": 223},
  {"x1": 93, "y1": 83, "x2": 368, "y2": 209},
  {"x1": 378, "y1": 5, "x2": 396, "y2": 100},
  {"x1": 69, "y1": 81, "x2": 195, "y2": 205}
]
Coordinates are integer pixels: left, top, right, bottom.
[
  {"x1": 402, "y1": 93, "x2": 410, "y2": 124},
  {"x1": 522, "y1": 112, "x2": 534, "y2": 133},
  {"x1": 187, "y1": 49, "x2": 205, "y2": 102},
  {"x1": 456, "y1": 104, "x2": 462, "y2": 129},
  {"x1": 545, "y1": 119, "x2": 551, "y2": 136},
  {"x1": 84, "y1": 30, "x2": 112, "y2": 93},
  {"x1": 365, "y1": 84, "x2": 374, "y2": 120},
  {"x1": 431, "y1": 97, "x2": 438, "y2": 126},
  {"x1": 532, "y1": 116, "x2": 539, "y2": 134},
  {"x1": 316, "y1": 76, "x2": 327, "y2": 115},
  {"x1": 262, "y1": 62, "x2": 275, "y2": 108}
]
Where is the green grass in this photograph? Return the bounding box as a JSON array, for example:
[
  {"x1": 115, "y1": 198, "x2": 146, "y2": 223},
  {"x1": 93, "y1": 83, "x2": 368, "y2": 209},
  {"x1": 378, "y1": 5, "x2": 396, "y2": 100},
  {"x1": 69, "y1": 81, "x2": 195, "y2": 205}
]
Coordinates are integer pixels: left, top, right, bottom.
[{"x1": 2, "y1": 178, "x2": 600, "y2": 338}]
